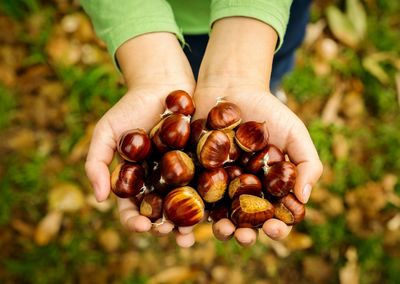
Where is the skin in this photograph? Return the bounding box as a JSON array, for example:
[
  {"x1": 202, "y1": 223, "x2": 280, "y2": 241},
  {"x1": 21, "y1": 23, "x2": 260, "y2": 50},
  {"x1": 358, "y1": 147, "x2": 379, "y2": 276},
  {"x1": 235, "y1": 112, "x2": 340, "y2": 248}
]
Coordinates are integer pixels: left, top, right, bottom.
[{"x1": 85, "y1": 17, "x2": 323, "y2": 248}]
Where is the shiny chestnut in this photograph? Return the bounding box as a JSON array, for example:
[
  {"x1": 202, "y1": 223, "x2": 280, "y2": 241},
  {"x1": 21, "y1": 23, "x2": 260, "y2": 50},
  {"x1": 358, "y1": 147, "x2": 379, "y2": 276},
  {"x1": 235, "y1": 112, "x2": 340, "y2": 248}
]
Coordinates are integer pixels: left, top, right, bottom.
[
  {"x1": 228, "y1": 174, "x2": 263, "y2": 199},
  {"x1": 189, "y1": 119, "x2": 208, "y2": 147},
  {"x1": 117, "y1": 129, "x2": 152, "y2": 162},
  {"x1": 224, "y1": 165, "x2": 244, "y2": 181},
  {"x1": 235, "y1": 121, "x2": 269, "y2": 152},
  {"x1": 197, "y1": 130, "x2": 230, "y2": 169},
  {"x1": 247, "y1": 144, "x2": 285, "y2": 174},
  {"x1": 274, "y1": 193, "x2": 305, "y2": 225},
  {"x1": 225, "y1": 130, "x2": 241, "y2": 161},
  {"x1": 263, "y1": 161, "x2": 297, "y2": 197},
  {"x1": 140, "y1": 192, "x2": 163, "y2": 222},
  {"x1": 208, "y1": 200, "x2": 229, "y2": 222},
  {"x1": 160, "y1": 150, "x2": 195, "y2": 186},
  {"x1": 231, "y1": 194, "x2": 274, "y2": 228},
  {"x1": 197, "y1": 167, "x2": 229, "y2": 203},
  {"x1": 159, "y1": 114, "x2": 191, "y2": 149},
  {"x1": 165, "y1": 90, "x2": 195, "y2": 116},
  {"x1": 163, "y1": 186, "x2": 205, "y2": 226},
  {"x1": 207, "y1": 101, "x2": 242, "y2": 130},
  {"x1": 238, "y1": 151, "x2": 255, "y2": 168},
  {"x1": 111, "y1": 162, "x2": 145, "y2": 198}
]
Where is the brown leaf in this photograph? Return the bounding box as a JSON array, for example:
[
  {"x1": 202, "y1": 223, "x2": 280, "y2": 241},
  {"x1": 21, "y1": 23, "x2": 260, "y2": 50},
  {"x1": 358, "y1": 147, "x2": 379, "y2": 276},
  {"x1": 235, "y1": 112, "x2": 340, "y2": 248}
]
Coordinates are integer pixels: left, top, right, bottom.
[
  {"x1": 339, "y1": 247, "x2": 360, "y2": 284},
  {"x1": 11, "y1": 219, "x2": 34, "y2": 237},
  {"x1": 326, "y1": 6, "x2": 359, "y2": 48},
  {"x1": 303, "y1": 20, "x2": 326, "y2": 48},
  {"x1": 119, "y1": 252, "x2": 140, "y2": 277},
  {"x1": 333, "y1": 133, "x2": 349, "y2": 160},
  {"x1": 321, "y1": 87, "x2": 344, "y2": 125},
  {"x1": 148, "y1": 266, "x2": 201, "y2": 284},
  {"x1": 46, "y1": 35, "x2": 82, "y2": 66},
  {"x1": 303, "y1": 256, "x2": 334, "y2": 284},
  {"x1": 283, "y1": 230, "x2": 313, "y2": 251},
  {"x1": 34, "y1": 211, "x2": 63, "y2": 246},
  {"x1": 98, "y1": 228, "x2": 120, "y2": 252},
  {"x1": 48, "y1": 183, "x2": 85, "y2": 212}
]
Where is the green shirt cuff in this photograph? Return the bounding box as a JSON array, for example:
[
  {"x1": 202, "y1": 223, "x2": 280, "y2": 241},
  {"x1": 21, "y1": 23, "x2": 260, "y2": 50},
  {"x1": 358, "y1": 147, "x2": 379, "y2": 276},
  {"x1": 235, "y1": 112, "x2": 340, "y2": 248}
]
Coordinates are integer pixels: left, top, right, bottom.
[{"x1": 210, "y1": 0, "x2": 292, "y2": 51}]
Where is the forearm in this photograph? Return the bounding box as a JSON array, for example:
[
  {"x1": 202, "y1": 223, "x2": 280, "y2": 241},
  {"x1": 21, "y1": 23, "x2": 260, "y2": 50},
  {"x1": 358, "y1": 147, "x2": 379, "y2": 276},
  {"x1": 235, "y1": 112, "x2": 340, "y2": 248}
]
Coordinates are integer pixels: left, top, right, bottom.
[
  {"x1": 116, "y1": 32, "x2": 195, "y2": 89},
  {"x1": 198, "y1": 17, "x2": 278, "y2": 91}
]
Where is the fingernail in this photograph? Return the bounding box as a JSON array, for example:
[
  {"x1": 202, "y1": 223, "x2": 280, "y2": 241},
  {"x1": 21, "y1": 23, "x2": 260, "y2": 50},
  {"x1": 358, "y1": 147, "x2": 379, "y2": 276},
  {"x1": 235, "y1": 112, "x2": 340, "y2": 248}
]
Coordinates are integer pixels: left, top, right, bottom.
[{"x1": 302, "y1": 184, "x2": 312, "y2": 203}]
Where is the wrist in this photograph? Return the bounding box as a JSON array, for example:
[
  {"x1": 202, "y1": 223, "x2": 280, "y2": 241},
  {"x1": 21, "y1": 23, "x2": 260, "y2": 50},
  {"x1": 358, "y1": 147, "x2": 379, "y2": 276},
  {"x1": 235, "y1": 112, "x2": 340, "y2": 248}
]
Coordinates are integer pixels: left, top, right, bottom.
[
  {"x1": 116, "y1": 32, "x2": 195, "y2": 89},
  {"x1": 197, "y1": 17, "x2": 277, "y2": 91}
]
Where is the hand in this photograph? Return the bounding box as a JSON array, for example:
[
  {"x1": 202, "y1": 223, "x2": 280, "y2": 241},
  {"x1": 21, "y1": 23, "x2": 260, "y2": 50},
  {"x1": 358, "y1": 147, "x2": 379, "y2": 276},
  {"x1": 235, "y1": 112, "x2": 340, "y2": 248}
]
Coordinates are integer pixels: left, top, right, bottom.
[
  {"x1": 193, "y1": 17, "x2": 323, "y2": 246},
  {"x1": 85, "y1": 33, "x2": 198, "y2": 247},
  {"x1": 193, "y1": 85, "x2": 323, "y2": 246}
]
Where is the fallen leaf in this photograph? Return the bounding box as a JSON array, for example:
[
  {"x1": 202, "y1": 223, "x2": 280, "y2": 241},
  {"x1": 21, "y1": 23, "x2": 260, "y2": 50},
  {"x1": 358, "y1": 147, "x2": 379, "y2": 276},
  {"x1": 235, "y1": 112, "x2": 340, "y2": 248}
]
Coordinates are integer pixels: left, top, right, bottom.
[
  {"x1": 193, "y1": 223, "x2": 213, "y2": 243},
  {"x1": 68, "y1": 123, "x2": 94, "y2": 163},
  {"x1": 339, "y1": 247, "x2": 360, "y2": 284},
  {"x1": 283, "y1": 230, "x2": 313, "y2": 251},
  {"x1": 326, "y1": 5, "x2": 359, "y2": 48},
  {"x1": 148, "y1": 266, "x2": 201, "y2": 284},
  {"x1": 48, "y1": 183, "x2": 85, "y2": 212},
  {"x1": 321, "y1": 87, "x2": 344, "y2": 125},
  {"x1": 346, "y1": 0, "x2": 367, "y2": 39},
  {"x1": 98, "y1": 228, "x2": 120, "y2": 252},
  {"x1": 119, "y1": 252, "x2": 140, "y2": 277},
  {"x1": 11, "y1": 219, "x2": 34, "y2": 237},
  {"x1": 303, "y1": 255, "x2": 334, "y2": 284},
  {"x1": 34, "y1": 211, "x2": 63, "y2": 246},
  {"x1": 304, "y1": 20, "x2": 326, "y2": 48},
  {"x1": 362, "y1": 55, "x2": 390, "y2": 84}
]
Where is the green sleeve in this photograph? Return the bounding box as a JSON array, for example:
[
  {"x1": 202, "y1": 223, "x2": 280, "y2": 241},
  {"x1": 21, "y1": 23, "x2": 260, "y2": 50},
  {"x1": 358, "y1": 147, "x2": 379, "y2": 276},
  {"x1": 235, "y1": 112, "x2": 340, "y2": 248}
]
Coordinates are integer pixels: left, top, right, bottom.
[
  {"x1": 210, "y1": 0, "x2": 293, "y2": 50},
  {"x1": 80, "y1": 0, "x2": 184, "y2": 67}
]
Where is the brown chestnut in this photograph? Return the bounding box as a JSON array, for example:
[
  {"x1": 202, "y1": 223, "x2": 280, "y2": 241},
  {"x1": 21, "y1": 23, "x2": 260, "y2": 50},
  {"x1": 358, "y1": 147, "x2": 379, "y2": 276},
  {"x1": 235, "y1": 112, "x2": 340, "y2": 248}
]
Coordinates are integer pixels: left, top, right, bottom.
[
  {"x1": 224, "y1": 165, "x2": 244, "y2": 181},
  {"x1": 231, "y1": 194, "x2": 274, "y2": 228},
  {"x1": 189, "y1": 119, "x2": 208, "y2": 147},
  {"x1": 274, "y1": 193, "x2": 305, "y2": 225},
  {"x1": 147, "y1": 163, "x2": 171, "y2": 195},
  {"x1": 117, "y1": 129, "x2": 152, "y2": 162},
  {"x1": 225, "y1": 130, "x2": 241, "y2": 161},
  {"x1": 165, "y1": 90, "x2": 195, "y2": 116},
  {"x1": 197, "y1": 130, "x2": 230, "y2": 169},
  {"x1": 111, "y1": 162, "x2": 145, "y2": 198},
  {"x1": 235, "y1": 121, "x2": 269, "y2": 152},
  {"x1": 159, "y1": 114, "x2": 191, "y2": 149},
  {"x1": 228, "y1": 174, "x2": 263, "y2": 199},
  {"x1": 197, "y1": 167, "x2": 229, "y2": 203},
  {"x1": 160, "y1": 150, "x2": 195, "y2": 186},
  {"x1": 247, "y1": 144, "x2": 285, "y2": 174},
  {"x1": 163, "y1": 186, "x2": 205, "y2": 226},
  {"x1": 151, "y1": 127, "x2": 170, "y2": 154},
  {"x1": 238, "y1": 151, "x2": 254, "y2": 168},
  {"x1": 263, "y1": 161, "x2": 297, "y2": 197},
  {"x1": 207, "y1": 101, "x2": 242, "y2": 130},
  {"x1": 140, "y1": 192, "x2": 163, "y2": 222}
]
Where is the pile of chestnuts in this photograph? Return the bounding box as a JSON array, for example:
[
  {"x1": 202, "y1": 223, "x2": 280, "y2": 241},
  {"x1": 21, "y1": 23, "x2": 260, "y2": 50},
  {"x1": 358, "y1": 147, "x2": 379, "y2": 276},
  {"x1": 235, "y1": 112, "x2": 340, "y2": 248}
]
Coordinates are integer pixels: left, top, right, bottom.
[{"x1": 111, "y1": 90, "x2": 305, "y2": 231}]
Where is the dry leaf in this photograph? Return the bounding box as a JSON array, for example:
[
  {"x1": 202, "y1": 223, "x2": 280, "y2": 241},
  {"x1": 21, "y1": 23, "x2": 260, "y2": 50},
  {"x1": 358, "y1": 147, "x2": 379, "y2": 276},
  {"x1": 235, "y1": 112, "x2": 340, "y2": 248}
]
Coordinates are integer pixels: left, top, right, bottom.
[
  {"x1": 148, "y1": 266, "x2": 200, "y2": 284},
  {"x1": 98, "y1": 228, "x2": 120, "y2": 252},
  {"x1": 326, "y1": 6, "x2": 359, "y2": 48},
  {"x1": 48, "y1": 183, "x2": 85, "y2": 212},
  {"x1": 11, "y1": 219, "x2": 34, "y2": 237},
  {"x1": 321, "y1": 88, "x2": 344, "y2": 125},
  {"x1": 303, "y1": 256, "x2": 334, "y2": 284},
  {"x1": 193, "y1": 223, "x2": 213, "y2": 243},
  {"x1": 346, "y1": 0, "x2": 367, "y2": 38},
  {"x1": 283, "y1": 231, "x2": 313, "y2": 251},
  {"x1": 304, "y1": 20, "x2": 326, "y2": 48},
  {"x1": 68, "y1": 123, "x2": 94, "y2": 163},
  {"x1": 339, "y1": 247, "x2": 360, "y2": 284},
  {"x1": 119, "y1": 252, "x2": 140, "y2": 277},
  {"x1": 362, "y1": 55, "x2": 390, "y2": 84},
  {"x1": 34, "y1": 211, "x2": 63, "y2": 246},
  {"x1": 46, "y1": 36, "x2": 82, "y2": 66},
  {"x1": 333, "y1": 133, "x2": 349, "y2": 160}
]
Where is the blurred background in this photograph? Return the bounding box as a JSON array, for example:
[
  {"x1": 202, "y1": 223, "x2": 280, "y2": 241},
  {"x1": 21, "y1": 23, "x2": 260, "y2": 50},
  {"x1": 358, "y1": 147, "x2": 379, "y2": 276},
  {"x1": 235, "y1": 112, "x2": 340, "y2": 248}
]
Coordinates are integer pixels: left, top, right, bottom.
[{"x1": 0, "y1": 0, "x2": 399, "y2": 283}]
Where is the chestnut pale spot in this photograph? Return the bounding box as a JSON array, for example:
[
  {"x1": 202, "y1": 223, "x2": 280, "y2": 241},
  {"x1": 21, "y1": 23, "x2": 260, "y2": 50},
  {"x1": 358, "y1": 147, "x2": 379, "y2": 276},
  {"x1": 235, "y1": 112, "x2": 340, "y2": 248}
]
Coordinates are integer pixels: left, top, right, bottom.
[{"x1": 239, "y1": 195, "x2": 272, "y2": 214}]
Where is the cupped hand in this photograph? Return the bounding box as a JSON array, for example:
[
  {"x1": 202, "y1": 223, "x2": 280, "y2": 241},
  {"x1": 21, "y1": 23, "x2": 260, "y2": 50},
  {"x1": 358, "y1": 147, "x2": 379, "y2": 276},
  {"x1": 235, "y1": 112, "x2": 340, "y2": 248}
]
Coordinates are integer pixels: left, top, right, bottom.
[
  {"x1": 85, "y1": 85, "x2": 196, "y2": 247},
  {"x1": 193, "y1": 85, "x2": 323, "y2": 246}
]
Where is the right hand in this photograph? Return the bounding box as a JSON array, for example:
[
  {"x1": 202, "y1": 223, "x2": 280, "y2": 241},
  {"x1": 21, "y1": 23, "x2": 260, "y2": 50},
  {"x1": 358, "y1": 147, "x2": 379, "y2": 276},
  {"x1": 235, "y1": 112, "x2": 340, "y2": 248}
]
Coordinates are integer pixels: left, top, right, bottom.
[{"x1": 85, "y1": 33, "x2": 197, "y2": 247}]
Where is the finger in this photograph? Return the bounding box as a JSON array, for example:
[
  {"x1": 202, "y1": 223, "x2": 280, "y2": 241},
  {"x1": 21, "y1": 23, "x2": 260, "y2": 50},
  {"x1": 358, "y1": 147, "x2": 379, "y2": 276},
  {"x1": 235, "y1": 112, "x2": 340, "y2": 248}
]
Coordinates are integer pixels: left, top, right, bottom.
[
  {"x1": 285, "y1": 121, "x2": 323, "y2": 203},
  {"x1": 175, "y1": 232, "x2": 195, "y2": 248},
  {"x1": 234, "y1": 228, "x2": 258, "y2": 247},
  {"x1": 152, "y1": 219, "x2": 174, "y2": 235},
  {"x1": 118, "y1": 198, "x2": 152, "y2": 232},
  {"x1": 178, "y1": 226, "x2": 194, "y2": 235},
  {"x1": 212, "y1": 219, "x2": 235, "y2": 241},
  {"x1": 262, "y1": 219, "x2": 292, "y2": 240},
  {"x1": 85, "y1": 122, "x2": 116, "y2": 202}
]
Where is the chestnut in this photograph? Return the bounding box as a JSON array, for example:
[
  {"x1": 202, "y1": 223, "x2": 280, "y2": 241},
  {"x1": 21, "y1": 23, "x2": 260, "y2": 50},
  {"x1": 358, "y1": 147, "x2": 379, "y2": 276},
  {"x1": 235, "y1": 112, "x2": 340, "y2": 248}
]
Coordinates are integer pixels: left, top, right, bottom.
[
  {"x1": 225, "y1": 130, "x2": 241, "y2": 162},
  {"x1": 235, "y1": 121, "x2": 269, "y2": 152},
  {"x1": 147, "y1": 163, "x2": 171, "y2": 195},
  {"x1": 197, "y1": 167, "x2": 229, "y2": 203},
  {"x1": 197, "y1": 130, "x2": 230, "y2": 169},
  {"x1": 189, "y1": 119, "x2": 208, "y2": 147},
  {"x1": 117, "y1": 129, "x2": 152, "y2": 162},
  {"x1": 208, "y1": 200, "x2": 229, "y2": 222},
  {"x1": 140, "y1": 192, "x2": 163, "y2": 222},
  {"x1": 207, "y1": 101, "x2": 242, "y2": 130},
  {"x1": 247, "y1": 144, "x2": 285, "y2": 174},
  {"x1": 263, "y1": 161, "x2": 297, "y2": 197},
  {"x1": 274, "y1": 193, "x2": 305, "y2": 225},
  {"x1": 228, "y1": 174, "x2": 263, "y2": 199},
  {"x1": 111, "y1": 162, "x2": 145, "y2": 198},
  {"x1": 238, "y1": 151, "x2": 254, "y2": 168},
  {"x1": 224, "y1": 165, "x2": 244, "y2": 181},
  {"x1": 160, "y1": 150, "x2": 195, "y2": 186},
  {"x1": 163, "y1": 186, "x2": 205, "y2": 227},
  {"x1": 159, "y1": 114, "x2": 191, "y2": 149},
  {"x1": 165, "y1": 90, "x2": 195, "y2": 116},
  {"x1": 230, "y1": 194, "x2": 274, "y2": 228},
  {"x1": 151, "y1": 127, "x2": 170, "y2": 154}
]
